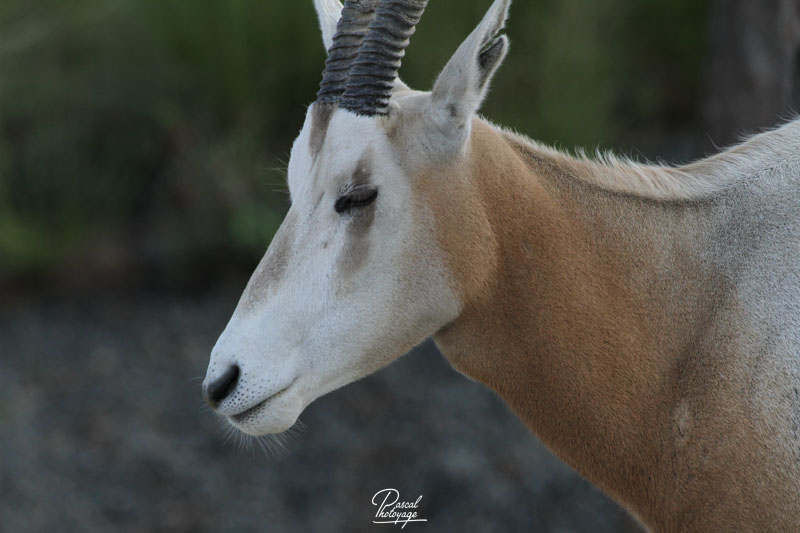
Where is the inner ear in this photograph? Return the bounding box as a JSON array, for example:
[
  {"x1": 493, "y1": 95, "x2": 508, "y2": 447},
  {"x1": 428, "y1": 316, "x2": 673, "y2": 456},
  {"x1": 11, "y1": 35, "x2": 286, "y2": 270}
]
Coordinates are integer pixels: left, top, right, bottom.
[{"x1": 478, "y1": 37, "x2": 508, "y2": 89}]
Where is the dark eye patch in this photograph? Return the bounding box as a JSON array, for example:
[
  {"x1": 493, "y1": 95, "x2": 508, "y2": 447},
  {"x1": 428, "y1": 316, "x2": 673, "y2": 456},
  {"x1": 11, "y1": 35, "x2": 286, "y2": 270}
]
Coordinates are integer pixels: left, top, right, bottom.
[{"x1": 335, "y1": 186, "x2": 378, "y2": 214}]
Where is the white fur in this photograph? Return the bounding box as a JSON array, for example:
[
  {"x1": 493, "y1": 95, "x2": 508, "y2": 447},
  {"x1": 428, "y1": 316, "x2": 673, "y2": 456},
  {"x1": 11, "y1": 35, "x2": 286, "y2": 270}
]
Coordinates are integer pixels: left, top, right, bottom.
[{"x1": 206, "y1": 108, "x2": 460, "y2": 435}]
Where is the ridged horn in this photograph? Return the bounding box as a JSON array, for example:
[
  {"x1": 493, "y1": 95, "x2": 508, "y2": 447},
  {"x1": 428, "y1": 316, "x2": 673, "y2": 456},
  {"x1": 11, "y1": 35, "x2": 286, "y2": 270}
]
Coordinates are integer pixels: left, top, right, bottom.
[
  {"x1": 317, "y1": 0, "x2": 380, "y2": 105},
  {"x1": 340, "y1": 0, "x2": 428, "y2": 116}
]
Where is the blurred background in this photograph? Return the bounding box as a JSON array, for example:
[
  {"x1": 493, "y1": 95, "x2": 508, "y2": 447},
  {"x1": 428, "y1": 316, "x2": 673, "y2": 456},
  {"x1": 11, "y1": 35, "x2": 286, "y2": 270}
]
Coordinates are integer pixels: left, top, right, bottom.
[{"x1": 1, "y1": 0, "x2": 798, "y2": 531}]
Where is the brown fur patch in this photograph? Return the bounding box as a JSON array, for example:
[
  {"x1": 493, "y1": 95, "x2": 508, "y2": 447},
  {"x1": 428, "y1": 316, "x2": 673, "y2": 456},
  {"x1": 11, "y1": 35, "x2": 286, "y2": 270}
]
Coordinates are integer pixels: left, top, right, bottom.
[
  {"x1": 416, "y1": 119, "x2": 800, "y2": 531},
  {"x1": 309, "y1": 102, "x2": 336, "y2": 158},
  {"x1": 336, "y1": 148, "x2": 376, "y2": 289},
  {"x1": 236, "y1": 210, "x2": 297, "y2": 313}
]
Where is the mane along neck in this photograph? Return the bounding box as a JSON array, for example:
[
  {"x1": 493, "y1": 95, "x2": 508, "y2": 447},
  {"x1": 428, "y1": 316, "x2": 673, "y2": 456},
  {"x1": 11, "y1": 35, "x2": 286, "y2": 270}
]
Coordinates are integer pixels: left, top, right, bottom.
[{"x1": 497, "y1": 117, "x2": 800, "y2": 203}]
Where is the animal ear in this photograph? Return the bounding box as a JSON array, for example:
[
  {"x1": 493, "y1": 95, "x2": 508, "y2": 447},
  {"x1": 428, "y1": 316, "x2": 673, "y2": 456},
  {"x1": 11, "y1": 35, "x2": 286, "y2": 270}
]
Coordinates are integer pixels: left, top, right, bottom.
[
  {"x1": 429, "y1": 0, "x2": 510, "y2": 142},
  {"x1": 313, "y1": 0, "x2": 344, "y2": 52}
]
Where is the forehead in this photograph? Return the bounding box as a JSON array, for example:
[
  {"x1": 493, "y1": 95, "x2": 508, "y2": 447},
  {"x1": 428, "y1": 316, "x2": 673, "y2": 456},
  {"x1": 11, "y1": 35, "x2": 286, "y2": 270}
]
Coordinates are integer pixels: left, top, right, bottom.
[{"x1": 288, "y1": 106, "x2": 386, "y2": 197}]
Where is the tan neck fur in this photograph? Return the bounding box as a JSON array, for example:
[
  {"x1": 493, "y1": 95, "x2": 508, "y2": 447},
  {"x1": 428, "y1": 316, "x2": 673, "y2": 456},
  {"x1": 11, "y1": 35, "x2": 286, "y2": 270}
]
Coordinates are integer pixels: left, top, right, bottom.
[{"x1": 416, "y1": 119, "x2": 797, "y2": 531}]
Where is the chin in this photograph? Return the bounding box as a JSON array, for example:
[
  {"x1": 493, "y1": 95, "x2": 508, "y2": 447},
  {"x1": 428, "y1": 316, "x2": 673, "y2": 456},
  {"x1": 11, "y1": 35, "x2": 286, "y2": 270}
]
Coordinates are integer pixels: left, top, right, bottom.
[
  {"x1": 226, "y1": 395, "x2": 303, "y2": 436},
  {"x1": 228, "y1": 413, "x2": 299, "y2": 436}
]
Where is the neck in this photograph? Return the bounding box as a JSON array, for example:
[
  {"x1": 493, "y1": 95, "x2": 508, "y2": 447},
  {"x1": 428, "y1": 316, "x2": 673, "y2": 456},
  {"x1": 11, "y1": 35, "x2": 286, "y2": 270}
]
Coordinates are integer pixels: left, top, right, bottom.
[{"x1": 427, "y1": 120, "x2": 719, "y2": 528}]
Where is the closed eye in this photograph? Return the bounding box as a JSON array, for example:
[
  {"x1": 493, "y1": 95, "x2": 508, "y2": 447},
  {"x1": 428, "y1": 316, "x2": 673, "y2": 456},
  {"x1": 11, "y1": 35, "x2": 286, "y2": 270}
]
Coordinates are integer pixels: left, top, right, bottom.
[{"x1": 335, "y1": 186, "x2": 378, "y2": 214}]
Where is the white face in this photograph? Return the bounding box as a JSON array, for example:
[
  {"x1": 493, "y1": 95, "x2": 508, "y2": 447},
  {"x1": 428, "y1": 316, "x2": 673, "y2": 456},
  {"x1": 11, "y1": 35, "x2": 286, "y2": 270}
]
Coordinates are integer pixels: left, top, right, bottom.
[
  {"x1": 203, "y1": 104, "x2": 460, "y2": 435},
  {"x1": 202, "y1": 0, "x2": 510, "y2": 436}
]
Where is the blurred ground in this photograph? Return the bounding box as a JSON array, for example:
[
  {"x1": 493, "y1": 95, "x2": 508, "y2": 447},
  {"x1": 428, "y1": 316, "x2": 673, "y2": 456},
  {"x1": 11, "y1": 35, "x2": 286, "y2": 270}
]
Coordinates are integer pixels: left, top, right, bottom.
[{"x1": 0, "y1": 285, "x2": 643, "y2": 533}]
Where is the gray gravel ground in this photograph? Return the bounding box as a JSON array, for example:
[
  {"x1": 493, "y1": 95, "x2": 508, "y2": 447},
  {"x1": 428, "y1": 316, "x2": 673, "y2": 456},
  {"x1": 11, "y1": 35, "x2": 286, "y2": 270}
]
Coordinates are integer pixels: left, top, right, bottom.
[{"x1": 0, "y1": 285, "x2": 643, "y2": 532}]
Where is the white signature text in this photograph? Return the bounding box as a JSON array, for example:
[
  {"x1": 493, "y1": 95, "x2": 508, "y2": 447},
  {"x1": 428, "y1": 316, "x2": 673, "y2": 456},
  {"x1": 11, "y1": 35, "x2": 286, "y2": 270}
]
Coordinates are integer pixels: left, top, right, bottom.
[{"x1": 372, "y1": 488, "x2": 427, "y2": 528}]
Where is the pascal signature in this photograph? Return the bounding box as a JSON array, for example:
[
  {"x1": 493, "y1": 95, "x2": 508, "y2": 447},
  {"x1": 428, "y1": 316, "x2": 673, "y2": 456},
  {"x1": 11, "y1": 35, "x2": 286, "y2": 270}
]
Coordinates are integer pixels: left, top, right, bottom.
[{"x1": 372, "y1": 488, "x2": 428, "y2": 528}]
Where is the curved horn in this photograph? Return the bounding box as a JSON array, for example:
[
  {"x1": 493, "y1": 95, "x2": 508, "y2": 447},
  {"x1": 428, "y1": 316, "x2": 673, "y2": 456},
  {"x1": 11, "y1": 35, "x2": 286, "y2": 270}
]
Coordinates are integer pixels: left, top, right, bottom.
[
  {"x1": 317, "y1": 0, "x2": 380, "y2": 105},
  {"x1": 340, "y1": 0, "x2": 428, "y2": 116}
]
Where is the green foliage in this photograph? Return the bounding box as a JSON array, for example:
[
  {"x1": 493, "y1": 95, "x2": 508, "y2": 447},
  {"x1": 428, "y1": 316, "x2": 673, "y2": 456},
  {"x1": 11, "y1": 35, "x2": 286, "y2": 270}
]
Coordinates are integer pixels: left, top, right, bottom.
[{"x1": 0, "y1": 0, "x2": 708, "y2": 285}]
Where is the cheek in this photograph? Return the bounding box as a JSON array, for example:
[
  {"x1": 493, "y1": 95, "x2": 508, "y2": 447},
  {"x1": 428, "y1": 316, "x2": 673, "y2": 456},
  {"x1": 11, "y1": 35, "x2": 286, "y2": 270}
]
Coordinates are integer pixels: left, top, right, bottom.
[
  {"x1": 233, "y1": 211, "x2": 299, "y2": 314},
  {"x1": 288, "y1": 212, "x2": 351, "y2": 300},
  {"x1": 335, "y1": 212, "x2": 376, "y2": 284}
]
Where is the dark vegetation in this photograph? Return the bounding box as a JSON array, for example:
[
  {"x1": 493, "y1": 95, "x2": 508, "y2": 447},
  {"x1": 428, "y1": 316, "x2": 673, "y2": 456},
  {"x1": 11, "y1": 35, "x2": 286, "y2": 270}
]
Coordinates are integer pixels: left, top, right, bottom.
[{"x1": 0, "y1": 0, "x2": 709, "y2": 290}]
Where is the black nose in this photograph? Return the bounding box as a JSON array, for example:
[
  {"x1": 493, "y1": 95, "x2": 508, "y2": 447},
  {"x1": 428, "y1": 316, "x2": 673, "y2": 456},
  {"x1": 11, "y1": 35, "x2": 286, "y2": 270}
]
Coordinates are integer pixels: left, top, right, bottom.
[{"x1": 203, "y1": 364, "x2": 240, "y2": 407}]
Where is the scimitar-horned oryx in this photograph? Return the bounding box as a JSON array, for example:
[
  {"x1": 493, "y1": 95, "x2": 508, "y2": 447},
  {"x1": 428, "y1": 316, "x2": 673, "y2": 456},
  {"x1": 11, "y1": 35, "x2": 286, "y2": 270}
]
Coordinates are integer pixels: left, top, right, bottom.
[{"x1": 203, "y1": 0, "x2": 800, "y2": 530}]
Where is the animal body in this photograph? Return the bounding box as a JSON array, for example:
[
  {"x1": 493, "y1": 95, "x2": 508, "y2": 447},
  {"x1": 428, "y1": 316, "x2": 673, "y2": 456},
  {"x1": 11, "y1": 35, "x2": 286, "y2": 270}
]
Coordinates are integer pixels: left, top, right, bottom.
[{"x1": 203, "y1": 0, "x2": 800, "y2": 530}]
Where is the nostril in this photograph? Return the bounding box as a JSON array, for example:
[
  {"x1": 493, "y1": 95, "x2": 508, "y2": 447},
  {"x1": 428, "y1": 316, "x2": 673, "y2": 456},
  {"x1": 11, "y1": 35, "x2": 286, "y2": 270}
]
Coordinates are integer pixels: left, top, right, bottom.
[{"x1": 203, "y1": 364, "x2": 240, "y2": 407}]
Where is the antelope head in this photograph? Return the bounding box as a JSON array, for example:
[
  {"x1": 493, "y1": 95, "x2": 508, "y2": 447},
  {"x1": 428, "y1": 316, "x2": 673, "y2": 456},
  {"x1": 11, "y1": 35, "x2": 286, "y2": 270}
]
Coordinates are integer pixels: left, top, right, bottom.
[{"x1": 203, "y1": 0, "x2": 511, "y2": 435}]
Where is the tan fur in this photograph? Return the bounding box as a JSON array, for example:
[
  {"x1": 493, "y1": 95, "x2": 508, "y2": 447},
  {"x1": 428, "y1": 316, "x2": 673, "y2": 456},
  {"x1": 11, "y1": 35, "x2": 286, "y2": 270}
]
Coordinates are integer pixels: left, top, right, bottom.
[{"x1": 418, "y1": 119, "x2": 800, "y2": 532}]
